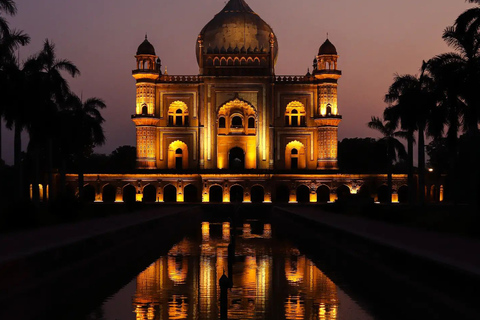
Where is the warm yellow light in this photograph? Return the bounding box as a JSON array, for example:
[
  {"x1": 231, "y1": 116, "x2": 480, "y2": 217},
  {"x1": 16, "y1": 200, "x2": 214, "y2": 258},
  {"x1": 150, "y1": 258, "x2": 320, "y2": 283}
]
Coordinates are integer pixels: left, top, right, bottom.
[
  {"x1": 440, "y1": 185, "x2": 444, "y2": 202},
  {"x1": 168, "y1": 256, "x2": 188, "y2": 284},
  {"x1": 309, "y1": 192, "x2": 317, "y2": 203},
  {"x1": 391, "y1": 193, "x2": 399, "y2": 203},
  {"x1": 223, "y1": 193, "x2": 230, "y2": 203},
  {"x1": 222, "y1": 222, "x2": 230, "y2": 241},
  {"x1": 285, "y1": 255, "x2": 305, "y2": 284},
  {"x1": 428, "y1": 168, "x2": 433, "y2": 172},
  {"x1": 168, "y1": 295, "x2": 188, "y2": 320},
  {"x1": 329, "y1": 193, "x2": 337, "y2": 202},
  {"x1": 202, "y1": 222, "x2": 210, "y2": 242},
  {"x1": 202, "y1": 192, "x2": 209, "y2": 203},
  {"x1": 136, "y1": 193, "x2": 143, "y2": 202}
]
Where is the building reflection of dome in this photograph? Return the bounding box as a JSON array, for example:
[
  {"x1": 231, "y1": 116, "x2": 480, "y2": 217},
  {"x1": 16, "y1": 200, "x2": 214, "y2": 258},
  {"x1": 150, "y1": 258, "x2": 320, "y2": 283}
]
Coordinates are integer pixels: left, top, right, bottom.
[{"x1": 196, "y1": 0, "x2": 278, "y2": 65}]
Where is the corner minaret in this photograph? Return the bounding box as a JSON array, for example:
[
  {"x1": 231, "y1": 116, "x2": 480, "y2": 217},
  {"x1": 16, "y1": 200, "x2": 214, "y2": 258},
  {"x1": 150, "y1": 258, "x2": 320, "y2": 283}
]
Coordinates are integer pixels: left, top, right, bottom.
[
  {"x1": 132, "y1": 35, "x2": 160, "y2": 169},
  {"x1": 314, "y1": 38, "x2": 342, "y2": 170}
]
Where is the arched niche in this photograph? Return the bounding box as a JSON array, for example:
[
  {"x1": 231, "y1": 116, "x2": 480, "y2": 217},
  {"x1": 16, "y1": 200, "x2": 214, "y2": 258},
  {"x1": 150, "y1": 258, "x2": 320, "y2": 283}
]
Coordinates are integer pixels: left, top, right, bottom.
[
  {"x1": 285, "y1": 101, "x2": 306, "y2": 127},
  {"x1": 168, "y1": 141, "x2": 188, "y2": 169},
  {"x1": 285, "y1": 141, "x2": 306, "y2": 169},
  {"x1": 168, "y1": 101, "x2": 189, "y2": 126}
]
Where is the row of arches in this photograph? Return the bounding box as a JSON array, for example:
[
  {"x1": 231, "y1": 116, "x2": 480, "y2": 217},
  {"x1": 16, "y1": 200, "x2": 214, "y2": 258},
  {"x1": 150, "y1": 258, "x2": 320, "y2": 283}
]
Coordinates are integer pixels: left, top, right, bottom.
[
  {"x1": 164, "y1": 141, "x2": 308, "y2": 171},
  {"x1": 205, "y1": 56, "x2": 266, "y2": 67},
  {"x1": 218, "y1": 115, "x2": 255, "y2": 129},
  {"x1": 82, "y1": 184, "x2": 200, "y2": 203},
  {"x1": 80, "y1": 183, "x2": 411, "y2": 204}
]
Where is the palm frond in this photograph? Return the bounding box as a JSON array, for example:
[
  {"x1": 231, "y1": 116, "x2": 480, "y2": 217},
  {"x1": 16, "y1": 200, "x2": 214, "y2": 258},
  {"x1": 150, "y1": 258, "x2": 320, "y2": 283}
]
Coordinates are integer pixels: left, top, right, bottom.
[
  {"x1": 0, "y1": 16, "x2": 9, "y2": 35},
  {"x1": 367, "y1": 116, "x2": 387, "y2": 136},
  {"x1": 54, "y1": 59, "x2": 80, "y2": 77},
  {"x1": 0, "y1": 0, "x2": 16, "y2": 15}
]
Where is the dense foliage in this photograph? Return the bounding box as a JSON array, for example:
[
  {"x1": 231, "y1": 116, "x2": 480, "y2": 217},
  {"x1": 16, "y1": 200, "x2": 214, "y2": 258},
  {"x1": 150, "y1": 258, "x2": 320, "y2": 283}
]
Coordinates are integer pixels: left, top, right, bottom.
[
  {"x1": 0, "y1": 0, "x2": 107, "y2": 203},
  {"x1": 370, "y1": 0, "x2": 480, "y2": 207}
]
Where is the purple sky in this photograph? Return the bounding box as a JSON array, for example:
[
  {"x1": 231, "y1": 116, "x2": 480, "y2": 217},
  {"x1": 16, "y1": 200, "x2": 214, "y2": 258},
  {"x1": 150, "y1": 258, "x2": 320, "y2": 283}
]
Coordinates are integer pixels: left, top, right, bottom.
[{"x1": 1, "y1": 0, "x2": 471, "y2": 164}]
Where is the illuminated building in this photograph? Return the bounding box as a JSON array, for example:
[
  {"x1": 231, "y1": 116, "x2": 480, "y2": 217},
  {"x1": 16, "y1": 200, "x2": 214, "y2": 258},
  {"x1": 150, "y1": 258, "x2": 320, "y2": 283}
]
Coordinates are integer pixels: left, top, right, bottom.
[
  {"x1": 133, "y1": 0, "x2": 341, "y2": 172},
  {"x1": 66, "y1": 0, "x2": 412, "y2": 203}
]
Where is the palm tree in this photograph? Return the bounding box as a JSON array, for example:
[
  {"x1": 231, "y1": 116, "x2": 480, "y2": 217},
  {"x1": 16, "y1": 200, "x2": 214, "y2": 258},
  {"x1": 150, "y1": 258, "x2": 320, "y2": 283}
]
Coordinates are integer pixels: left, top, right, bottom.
[
  {"x1": 0, "y1": 0, "x2": 16, "y2": 36},
  {"x1": 427, "y1": 56, "x2": 465, "y2": 203},
  {"x1": 384, "y1": 75, "x2": 417, "y2": 204},
  {"x1": 429, "y1": 0, "x2": 480, "y2": 207},
  {"x1": 0, "y1": 30, "x2": 29, "y2": 199},
  {"x1": 384, "y1": 62, "x2": 441, "y2": 205},
  {"x1": 61, "y1": 94, "x2": 106, "y2": 202},
  {"x1": 0, "y1": 0, "x2": 29, "y2": 165},
  {"x1": 24, "y1": 39, "x2": 79, "y2": 203},
  {"x1": 368, "y1": 116, "x2": 407, "y2": 203},
  {"x1": 439, "y1": 3, "x2": 480, "y2": 135}
]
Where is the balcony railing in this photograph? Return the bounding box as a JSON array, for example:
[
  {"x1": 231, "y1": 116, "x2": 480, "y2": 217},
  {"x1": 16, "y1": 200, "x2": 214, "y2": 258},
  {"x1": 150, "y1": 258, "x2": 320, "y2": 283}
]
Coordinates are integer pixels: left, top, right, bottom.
[
  {"x1": 275, "y1": 75, "x2": 314, "y2": 83},
  {"x1": 159, "y1": 75, "x2": 201, "y2": 83}
]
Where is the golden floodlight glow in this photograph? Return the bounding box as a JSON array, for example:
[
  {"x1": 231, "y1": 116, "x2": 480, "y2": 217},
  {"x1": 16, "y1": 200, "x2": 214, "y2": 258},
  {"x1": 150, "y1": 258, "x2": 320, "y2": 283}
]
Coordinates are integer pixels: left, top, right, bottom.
[
  {"x1": 391, "y1": 193, "x2": 399, "y2": 203},
  {"x1": 222, "y1": 222, "x2": 230, "y2": 241},
  {"x1": 202, "y1": 222, "x2": 210, "y2": 242}
]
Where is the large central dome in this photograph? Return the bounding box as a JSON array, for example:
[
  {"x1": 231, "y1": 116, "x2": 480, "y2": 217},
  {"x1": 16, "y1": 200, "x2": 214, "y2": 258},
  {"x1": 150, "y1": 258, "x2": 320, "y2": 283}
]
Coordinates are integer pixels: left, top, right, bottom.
[{"x1": 196, "y1": 0, "x2": 278, "y2": 64}]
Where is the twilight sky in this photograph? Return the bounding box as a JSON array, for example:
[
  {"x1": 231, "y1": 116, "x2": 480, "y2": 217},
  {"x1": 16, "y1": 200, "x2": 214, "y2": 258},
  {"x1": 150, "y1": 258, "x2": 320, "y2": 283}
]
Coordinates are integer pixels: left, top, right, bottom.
[{"x1": 0, "y1": 0, "x2": 472, "y2": 164}]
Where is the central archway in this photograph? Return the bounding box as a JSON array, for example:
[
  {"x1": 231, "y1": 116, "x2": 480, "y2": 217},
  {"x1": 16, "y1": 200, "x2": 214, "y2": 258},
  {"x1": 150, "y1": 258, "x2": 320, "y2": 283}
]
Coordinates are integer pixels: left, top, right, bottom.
[{"x1": 229, "y1": 147, "x2": 245, "y2": 170}]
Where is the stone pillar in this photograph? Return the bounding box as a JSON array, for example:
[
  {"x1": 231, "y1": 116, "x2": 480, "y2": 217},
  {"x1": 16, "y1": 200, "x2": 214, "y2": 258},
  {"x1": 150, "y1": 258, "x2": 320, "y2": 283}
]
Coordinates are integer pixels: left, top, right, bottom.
[
  {"x1": 133, "y1": 117, "x2": 159, "y2": 169},
  {"x1": 315, "y1": 118, "x2": 341, "y2": 170}
]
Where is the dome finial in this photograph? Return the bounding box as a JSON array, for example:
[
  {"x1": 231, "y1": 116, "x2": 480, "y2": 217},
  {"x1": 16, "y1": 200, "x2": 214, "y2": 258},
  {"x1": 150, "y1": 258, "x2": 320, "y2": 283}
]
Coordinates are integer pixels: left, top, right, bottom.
[{"x1": 137, "y1": 35, "x2": 156, "y2": 55}]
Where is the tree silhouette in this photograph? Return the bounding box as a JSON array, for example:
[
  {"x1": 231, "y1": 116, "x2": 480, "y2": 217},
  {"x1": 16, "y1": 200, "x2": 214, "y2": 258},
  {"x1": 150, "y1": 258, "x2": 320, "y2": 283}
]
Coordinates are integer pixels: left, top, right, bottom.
[
  {"x1": 24, "y1": 39, "x2": 79, "y2": 203},
  {"x1": 384, "y1": 62, "x2": 441, "y2": 205},
  {"x1": 0, "y1": 0, "x2": 29, "y2": 167},
  {"x1": 368, "y1": 116, "x2": 407, "y2": 203},
  {"x1": 61, "y1": 94, "x2": 106, "y2": 202}
]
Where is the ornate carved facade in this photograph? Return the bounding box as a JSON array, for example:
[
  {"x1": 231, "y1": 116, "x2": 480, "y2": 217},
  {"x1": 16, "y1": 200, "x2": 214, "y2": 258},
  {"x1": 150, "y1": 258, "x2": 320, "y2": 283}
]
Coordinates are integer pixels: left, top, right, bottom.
[
  {"x1": 65, "y1": 0, "x2": 417, "y2": 203},
  {"x1": 132, "y1": 0, "x2": 342, "y2": 172}
]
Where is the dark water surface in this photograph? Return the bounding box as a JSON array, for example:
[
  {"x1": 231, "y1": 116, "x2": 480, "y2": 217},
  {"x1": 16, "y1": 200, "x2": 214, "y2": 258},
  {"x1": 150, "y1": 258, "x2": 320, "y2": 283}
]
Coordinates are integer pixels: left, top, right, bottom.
[{"x1": 83, "y1": 219, "x2": 373, "y2": 320}]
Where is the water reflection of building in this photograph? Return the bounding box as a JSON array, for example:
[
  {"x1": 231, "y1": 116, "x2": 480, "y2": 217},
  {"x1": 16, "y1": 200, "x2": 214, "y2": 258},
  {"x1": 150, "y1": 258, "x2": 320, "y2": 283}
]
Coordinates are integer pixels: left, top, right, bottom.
[
  {"x1": 284, "y1": 254, "x2": 338, "y2": 320},
  {"x1": 133, "y1": 222, "x2": 338, "y2": 319}
]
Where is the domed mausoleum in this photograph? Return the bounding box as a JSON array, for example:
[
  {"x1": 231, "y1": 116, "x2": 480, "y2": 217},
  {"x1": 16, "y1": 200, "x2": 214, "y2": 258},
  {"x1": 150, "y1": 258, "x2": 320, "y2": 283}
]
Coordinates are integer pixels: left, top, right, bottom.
[{"x1": 69, "y1": 0, "x2": 408, "y2": 205}]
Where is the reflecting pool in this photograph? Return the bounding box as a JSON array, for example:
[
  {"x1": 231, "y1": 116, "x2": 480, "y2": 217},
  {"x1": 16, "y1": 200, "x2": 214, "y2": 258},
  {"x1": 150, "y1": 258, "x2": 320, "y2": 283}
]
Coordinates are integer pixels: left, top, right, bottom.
[{"x1": 85, "y1": 220, "x2": 373, "y2": 320}]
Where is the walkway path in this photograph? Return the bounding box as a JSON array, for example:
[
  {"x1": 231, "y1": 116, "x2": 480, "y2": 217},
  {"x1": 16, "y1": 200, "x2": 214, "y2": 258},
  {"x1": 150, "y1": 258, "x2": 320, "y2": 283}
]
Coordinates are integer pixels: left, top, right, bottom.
[
  {"x1": 0, "y1": 205, "x2": 196, "y2": 265},
  {"x1": 277, "y1": 206, "x2": 480, "y2": 277}
]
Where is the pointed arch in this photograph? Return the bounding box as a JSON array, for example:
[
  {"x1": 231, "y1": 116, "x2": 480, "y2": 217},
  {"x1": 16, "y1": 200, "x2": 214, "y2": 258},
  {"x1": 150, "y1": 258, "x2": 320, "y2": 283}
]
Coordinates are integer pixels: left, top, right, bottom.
[
  {"x1": 123, "y1": 184, "x2": 136, "y2": 203},
  {"x1": 168, "y1": 101, "x2": 189, "y2": 126},
  {"x1": 168, "y1": 140, "x2": 188, "y2": 169},
  {"x1": 285, "y1": 140, "x2": 306, "y2": 169},
  {"x1": 285, "y1": 101, "x2": 306, "y2": 126}
]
